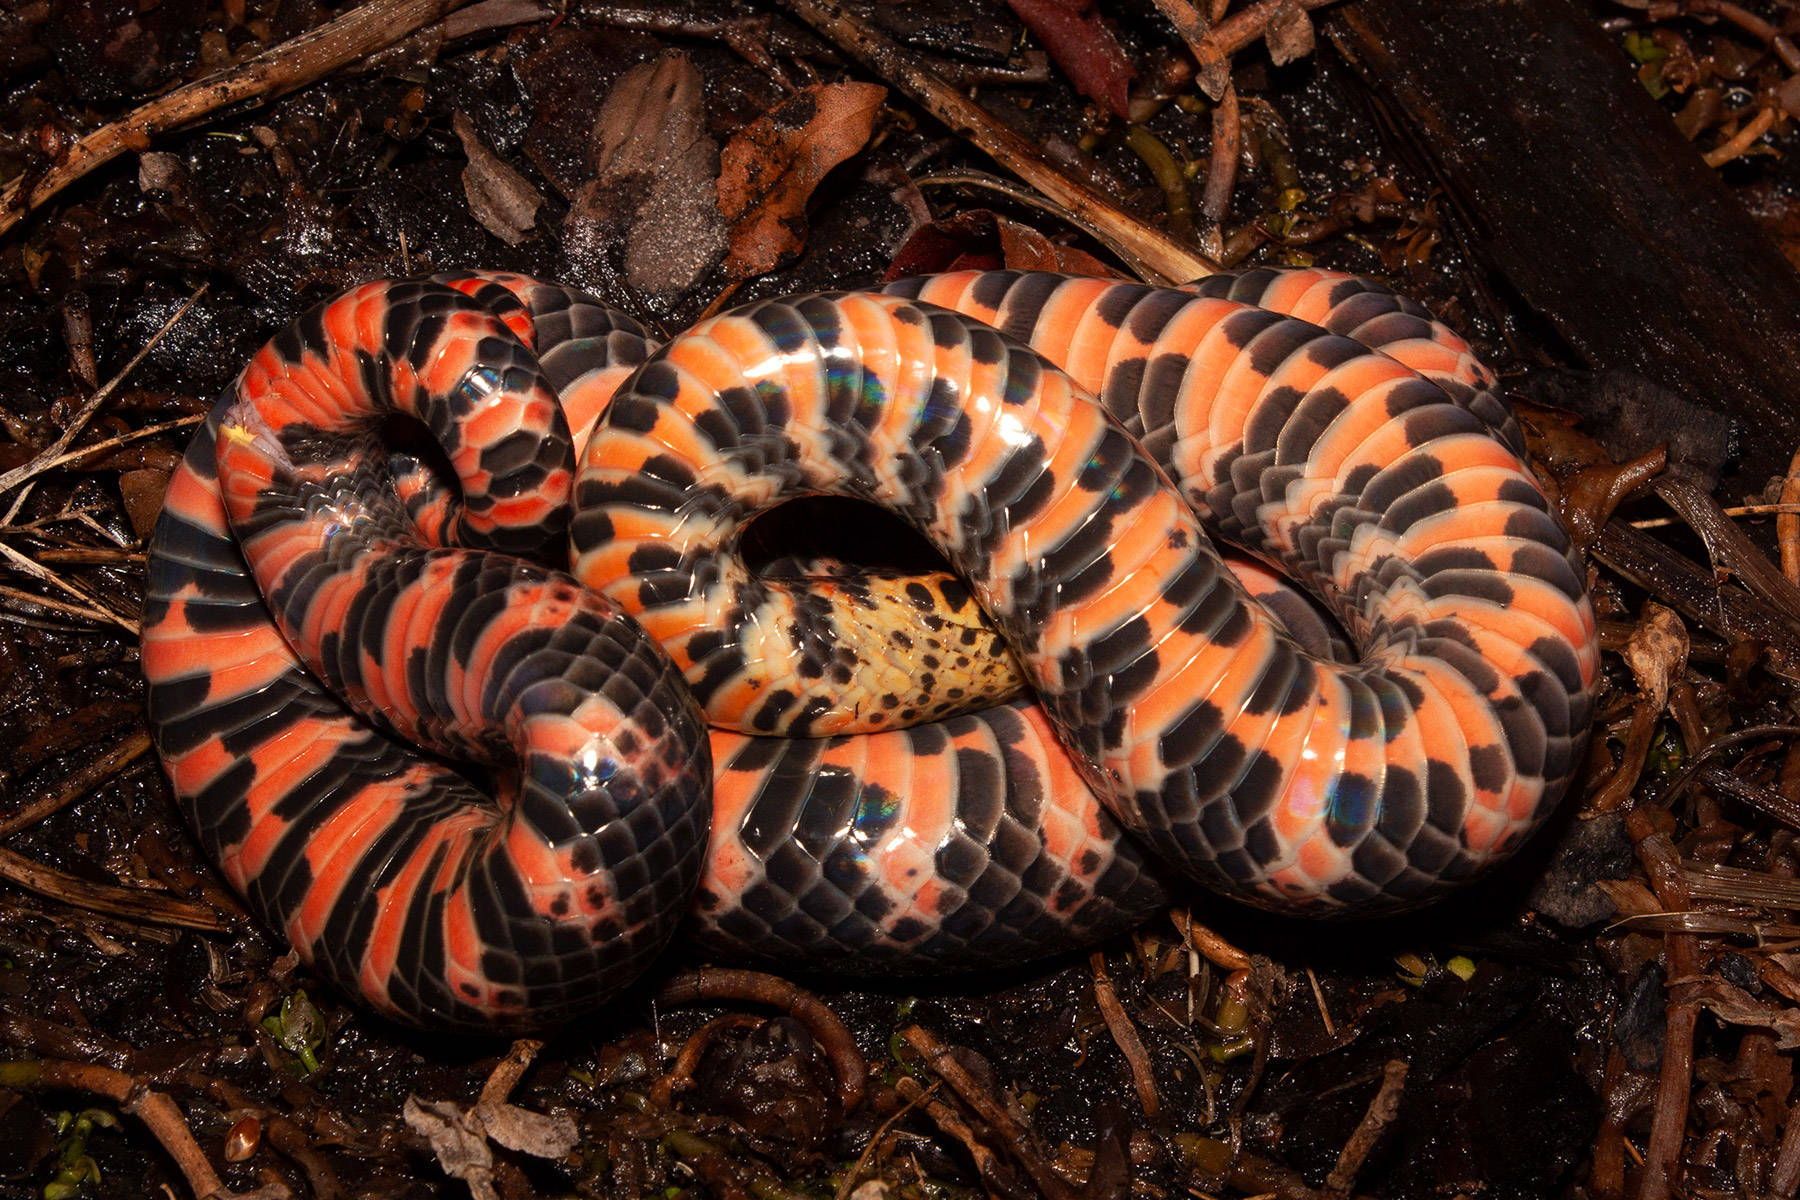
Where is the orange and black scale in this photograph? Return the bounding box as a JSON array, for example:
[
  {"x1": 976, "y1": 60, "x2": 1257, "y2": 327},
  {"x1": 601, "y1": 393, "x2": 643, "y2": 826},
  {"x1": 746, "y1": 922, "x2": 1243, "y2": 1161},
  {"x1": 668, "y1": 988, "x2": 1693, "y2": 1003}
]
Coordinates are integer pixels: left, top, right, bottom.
[
  {"x1": 143, "y1": 276, "x2": 709, "y2": 1030},
  {"x1": 886, "y1": 270, "x2": 1596, "y2": 900},
  {"x1": 142, "y1": 266, "x2": 1600, "y2": 1030},
  {"x1": 573, "y1": 273, "x2": 1598, "y2": 969},
  {"x1": 141, "y1": 273, "x2": 1168, "y2": 1028}
]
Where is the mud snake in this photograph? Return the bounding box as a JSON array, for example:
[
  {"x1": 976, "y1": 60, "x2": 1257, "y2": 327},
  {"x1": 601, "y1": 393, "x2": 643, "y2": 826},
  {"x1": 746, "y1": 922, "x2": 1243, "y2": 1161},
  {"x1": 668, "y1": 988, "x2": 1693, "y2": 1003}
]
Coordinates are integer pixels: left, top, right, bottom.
[{"x1": 142, "y1": 269, "x2": 1599, "y2": 1030}]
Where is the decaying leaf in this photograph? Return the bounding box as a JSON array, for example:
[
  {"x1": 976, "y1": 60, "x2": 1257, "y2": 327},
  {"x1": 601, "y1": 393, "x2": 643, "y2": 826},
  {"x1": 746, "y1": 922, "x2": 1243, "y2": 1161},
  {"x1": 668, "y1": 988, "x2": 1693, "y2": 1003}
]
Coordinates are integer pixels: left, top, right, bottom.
[
  {"x1": 1622, "y1": 602, "x2": 1687, "y2": 706},
  {"x1": 885, "y1": 208, "x2": 1121, "y2": 280},
  {"x1": 1002, "y1": 0, "x2": 1133, "y2": 118},
  {"x1": 404, "y1": 1091, "x2": 579, "y2": 1200},
  {"x1": 566, "y1": 51, "x2": 727, "y2": 299},
  {"x1": 485, "y1": 1102, "x2": 579, "y2": 1157},
  {"x1": 405, "y1": 1096, "x2": 501, "y2": 1200},
  {"x1": 718, "y1": 82, "x2": 886, "y2": 281},
  {"x1": 1676, "y1": 977, "x2": 1800, "y2": 1049},
  {"x1": 1266, "y1": 0, "x2": 1316, "y2": 66},
  {"x1": 119, "y1": 466, "x2": 172, "y2": 540},
  {"x1": 453, "y1": 110, "x2": 544, "y2": 246}
]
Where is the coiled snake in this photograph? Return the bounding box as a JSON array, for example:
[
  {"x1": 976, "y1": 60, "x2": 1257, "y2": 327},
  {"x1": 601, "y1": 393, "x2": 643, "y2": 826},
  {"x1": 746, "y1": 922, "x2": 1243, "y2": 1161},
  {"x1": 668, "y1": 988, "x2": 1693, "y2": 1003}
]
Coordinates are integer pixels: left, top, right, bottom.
[{"x1": 142, "y1": 268, "x2": 1598, "y2": 1030}]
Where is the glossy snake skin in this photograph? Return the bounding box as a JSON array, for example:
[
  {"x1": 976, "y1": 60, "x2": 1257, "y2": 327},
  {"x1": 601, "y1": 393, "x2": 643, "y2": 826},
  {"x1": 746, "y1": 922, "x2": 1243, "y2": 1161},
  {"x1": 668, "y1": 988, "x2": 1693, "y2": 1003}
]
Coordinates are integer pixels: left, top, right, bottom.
[
  {"x1": 143, "y1": 267, "x2": 1598, "y2": 1029},
  {"x1": 574, "y1": 274, "x2": 1598, "y2": 927}
]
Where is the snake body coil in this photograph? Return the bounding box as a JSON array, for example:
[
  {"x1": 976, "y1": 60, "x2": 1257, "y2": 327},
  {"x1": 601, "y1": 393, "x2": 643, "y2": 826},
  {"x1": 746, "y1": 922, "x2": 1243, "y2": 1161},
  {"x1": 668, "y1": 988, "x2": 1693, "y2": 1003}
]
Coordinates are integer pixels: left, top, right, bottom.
[{"x1": 143, "y1": 269, "x2": 1598, "y2": 1029}]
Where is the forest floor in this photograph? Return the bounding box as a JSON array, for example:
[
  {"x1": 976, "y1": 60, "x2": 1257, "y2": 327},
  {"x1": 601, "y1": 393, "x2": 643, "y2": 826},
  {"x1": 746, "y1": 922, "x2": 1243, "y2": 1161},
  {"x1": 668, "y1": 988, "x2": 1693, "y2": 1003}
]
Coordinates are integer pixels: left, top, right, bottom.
[{"x1": 4, "y1": 1, "x2": 1800, "y2": 1198}]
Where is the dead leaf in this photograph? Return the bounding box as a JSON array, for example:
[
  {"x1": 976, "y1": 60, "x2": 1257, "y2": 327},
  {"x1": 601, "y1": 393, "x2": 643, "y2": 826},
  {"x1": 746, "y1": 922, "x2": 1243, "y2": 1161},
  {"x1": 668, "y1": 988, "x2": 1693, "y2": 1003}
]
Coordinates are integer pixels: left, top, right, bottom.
[
  {"x1": 1556, "y1": 444, "x2": 1667, "y2": 555},
  {"x1": 1002, "y1": 0, "x2": 1133, "y2": 118},
  {"x1": 403, "y1": 1091, "x2": 579, "y2": 1200},
  {"x1": 566, "y1": 51, "x2": 726, "y2": 300},
  {"x1": 119, "y1": 466, "x2": 172, "y2": 540},
  {"x1": 404, "y1": 1097, "x2": 500, "y2": 1200},
  {"x1": 452, "y1": 110, "x2": 543, "y2": 246},
  {"x1": 516, "y1": 29, "x2": 616, "y2": 200},
  {"x1": 137, "y1": 151, "x2": 183, "y2": 193},
  {"x1": 1675, "y1": 977, "x2": 1800, "y2": 1049},
  {"x1": 717, "y1": 82, "x2": 886, "y2": 281},
  {"x1": 1265, "y1": 0, "x2": 1316, "y2": 66},
  {"x1": 479, "y1": 1101, "x2": 578, "y2": 1158},
  {"x1": 884, "y1": 209, "x2": 1122, "y2": 280},
  {"x1": 1622, "y1": 602, "x2": 1688, "y2": 706},
  {"x1": 994, "y1": 215, "x2": 1118, "y2": 276}
]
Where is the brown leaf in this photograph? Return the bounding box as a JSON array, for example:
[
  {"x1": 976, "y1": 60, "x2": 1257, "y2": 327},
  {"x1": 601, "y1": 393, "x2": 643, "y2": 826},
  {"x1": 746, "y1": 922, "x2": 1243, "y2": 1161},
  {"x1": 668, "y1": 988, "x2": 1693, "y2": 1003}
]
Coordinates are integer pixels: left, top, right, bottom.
[
  {"x1": 1556, "y1": 445, "x2": 1667, "y2": 555},
  {"x1": 402, "y1": 1092, "x2": 577, "y2": 1200},
  {"x1": 1265, "y1": 0, "x2": 1316, "y2": 66},
  {"x1": 885, "y1": 210, "x2": 1005, "y2": 278},
  {"x1": 480, "y1": 1101, "x2": 578, "y2": 1158},
  {"x1": 884, "y1": 209, "x2": 1121, "y2": 280},
  {"x1": 1002, "y1": 0, "x2": 1133, "y2": 118},
  {"x1": 566, "y1": 52, "x2": 726, "y2": 300},
  {"x1": 994, "y1": 215, "x2": 1117, "y2": 276},
  {"x1": 516, "y1": 29, "x2": 615, "y2": 201},
  {"x1": 1677, "y1": 977, "x2": 1800, "y2": 1049},
  {"x1": 403, "y1": 1097, "x2": 499, "y2": 1200},
  {"x1": 452, "y1": 110, "x2": 543, "y2": 246},
  {"x1": 119, "y1": 466, "x2": 172, "y2": 540},
  {"x1": 717, "y1": 82, "x2": 886, "y2": 281},
  {"x1": 1622, "y1": 602, "x2": 1687, "y2": 706}
]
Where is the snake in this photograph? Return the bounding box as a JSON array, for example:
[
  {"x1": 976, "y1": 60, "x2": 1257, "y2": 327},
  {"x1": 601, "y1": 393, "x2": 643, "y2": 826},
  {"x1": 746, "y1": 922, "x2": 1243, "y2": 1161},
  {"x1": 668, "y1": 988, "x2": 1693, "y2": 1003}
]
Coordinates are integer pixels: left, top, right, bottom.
[{"x1": 141, "y1": 268, "x2": 1599, "y2": 1030}]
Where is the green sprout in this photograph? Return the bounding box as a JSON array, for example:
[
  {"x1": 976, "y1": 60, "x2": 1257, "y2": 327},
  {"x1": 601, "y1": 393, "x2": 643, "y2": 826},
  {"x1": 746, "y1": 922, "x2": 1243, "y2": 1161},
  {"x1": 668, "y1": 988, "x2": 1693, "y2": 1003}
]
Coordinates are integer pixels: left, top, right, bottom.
[{"x1": 261, "y1": 989, "x2": 326, "y2": 1074}]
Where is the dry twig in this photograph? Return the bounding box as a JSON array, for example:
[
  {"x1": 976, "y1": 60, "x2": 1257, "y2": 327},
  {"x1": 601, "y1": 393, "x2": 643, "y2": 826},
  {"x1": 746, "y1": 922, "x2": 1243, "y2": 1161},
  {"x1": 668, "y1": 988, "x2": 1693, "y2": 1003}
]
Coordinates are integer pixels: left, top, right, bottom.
[
  {"x1": 1656, "y1": 475, "x2": 1800, "y2": 624},
  {"x1": 779, "y1": 0, "x2": 1216, "y2": 284},
  {"x1": 1632, "y1": 500, "x2": 1800, "y2": 531},
  {"x1": 649, "y1": 1013, "x2": 763, "y2": 1109},
  {"x1": 833, "y1": 1080, "x2": 940, "y2": 1200},
  {"x1": 0, "y1": 288, "x2": 205, "y2": 499},
  {"x1": 1624, "y1": 806, "x2": 1701, "y2": 1200},
  {"x1": 0, "y1": 845, "x2": 230, "y2": 932},
  {"x1": 0, "y1": 540, "x2": 135, "y2": 632},
  {"x1": 893, "y1": 1075, "x2": 1026, "y2": 1195},
  {"x1": 1704, "y1": 104, "x2": 1780, "y2": 167},
  {"x1": 1089, "y1": 951, "x2": 1160, "y2": 1117},
  {"x1": 1172, "y1": 908, "x2": 1252, "y2": 972},
  {"x1": 1324, "y1": 1059, "x2": 1408, "y2": 1198},
  {"x1": 0, "y1": 729, "x2": 153, "y2": 839},
  {"x1": 0, "y1": 0, "x2": 476, "y2": 236},
  {"x1": 1778, "y1": 439, "x2": 1800, "y2": 585},
  {"x1": 0, "y1": 582, "x2": 119, "y2": 627},
  {"x1": 899, "y1": 1024, "x2": 1078, "y2": 1200},
  {"x1": 0, "y1": 1058, "x2": 244, "y2": 1200},
  {"x1": 1199, "y1": 83, "x2": 1242, "y2": 258}
]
